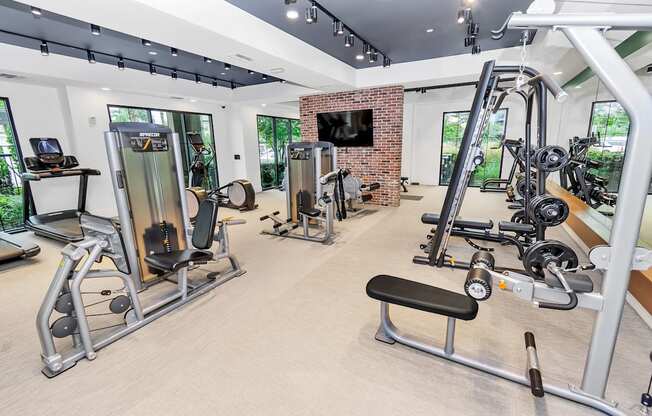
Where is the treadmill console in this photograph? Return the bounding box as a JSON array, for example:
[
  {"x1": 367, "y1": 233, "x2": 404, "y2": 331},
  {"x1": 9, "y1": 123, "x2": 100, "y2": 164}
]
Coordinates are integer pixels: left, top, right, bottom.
[{"x1": 24, "y1": 138, "x2": 79, "y2": 171}]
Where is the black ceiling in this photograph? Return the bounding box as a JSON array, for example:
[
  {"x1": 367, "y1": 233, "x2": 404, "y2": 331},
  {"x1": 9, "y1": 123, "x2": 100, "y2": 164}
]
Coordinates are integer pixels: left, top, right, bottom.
[
  {"x1": 0, "y1": 0, "x2": 279, "y2": 88},
  {"x1": 226, "y1": 0, "x2": 535, "y2": 68}
]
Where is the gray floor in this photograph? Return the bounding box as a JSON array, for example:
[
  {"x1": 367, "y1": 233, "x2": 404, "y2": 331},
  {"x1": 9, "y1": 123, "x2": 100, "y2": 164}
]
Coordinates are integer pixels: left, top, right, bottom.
[{"x1": 0, "y1": 186, "x2": 650, "y2": 416}]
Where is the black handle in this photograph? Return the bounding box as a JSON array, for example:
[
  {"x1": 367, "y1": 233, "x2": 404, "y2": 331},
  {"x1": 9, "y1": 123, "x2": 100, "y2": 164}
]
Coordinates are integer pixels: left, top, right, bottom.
[
  {"x1": 538, "y1": 292, "x2": 578, "y2": 311},
  {"x1": 524, "y1": 332, "x2": 544, "y2": 398}
]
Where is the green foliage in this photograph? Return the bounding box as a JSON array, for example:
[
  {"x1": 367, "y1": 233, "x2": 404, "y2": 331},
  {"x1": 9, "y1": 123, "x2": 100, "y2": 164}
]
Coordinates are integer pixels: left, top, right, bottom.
[{"x1": 257, "y1": 116, "x2": 300, "y2": 189}]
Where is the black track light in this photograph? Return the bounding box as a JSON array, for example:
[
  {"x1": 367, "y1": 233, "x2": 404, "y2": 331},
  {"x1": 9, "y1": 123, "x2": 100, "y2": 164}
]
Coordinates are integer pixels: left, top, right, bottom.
[
  {"x1": 142, "y1": 39, "x2": 151, "y2": 47},
  {"x1": 149, "y1": 64, "x2": 157, "y2": 75},
  {"x1": 248, "y1": 70, "x2": 255, "y2": 75},
  {"x1": 262, "y1": 74, "x2": 268, "y2": 80},
  {"x1": 280, "y1": 79, "x2": 287, "y2": 84},
  {"x1": 224, "y1": 63, "x2": 231, "y2": 71},
  {"x1": 204, "y1": 57, "x2": 212, "y2": 63},
  {"x1": 230, "y1": 81, "x2": 236, "y2": 90},
  {"x1": 117, "y1": 57, "x2": 125, "y2": 70},
  {"x1": 464, "y1": 36, "x2": 474, "y2": 47},
  {"x1": 91, "y1": 24, "x2": 101, "y2": 36},
  {"x1": 305, "y1": 2, "x2": 318, "y2": 23},
  {"x1": 40, "y1": 41, "x2": 49, "y2": 56},
  {"x1": 171, "y1": 47, "x2": 178, "y2": 56},
  {"x1": 212, "y1": 79, "x2": 218, "y2": 87},
  {"x1": 87, "y1": 50, "x2": 96, "y2": 64},
  {"x1": 195, "y1": 74, "x2": 201, "y2": 83},
  {"x1": 472, "y1": 44, "x2": 481, "y2": 55},
  {"x1": 363, "y1": 42, "x2": 371, "y2": 55},
  {"x1": 421, "y1": 88, "x2": 427, "y2": 94},
  {"x1": 171, "y1": 70, "x2": 178, "y2": 80},
  {"x1": 30, "y1": 6, "x2": 42, "y2": 16},
  {"x1": 467, "y1": 23, "x2": 479, "y2": 36},
  {"x1": 333, "y1": 20, "x2": 344, "y2": 36},
  {"x1": 344, "y1": 34, "x2": 355, "y2": 48},
  {"x1": 383, "y1": 56, "x2": 391, "y2": 68},
  {"x1": 457, "y1": 8, "x2": 471, "y2": 24},
  {"x1": 369, "y1": 51, "x2": 378, "y2": 64}
]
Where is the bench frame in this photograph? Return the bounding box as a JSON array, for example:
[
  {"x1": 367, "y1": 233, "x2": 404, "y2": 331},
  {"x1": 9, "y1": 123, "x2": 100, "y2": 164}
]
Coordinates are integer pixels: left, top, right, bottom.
[{"x1": 373, "y1": 300, "x2": 620, "y2": 415}]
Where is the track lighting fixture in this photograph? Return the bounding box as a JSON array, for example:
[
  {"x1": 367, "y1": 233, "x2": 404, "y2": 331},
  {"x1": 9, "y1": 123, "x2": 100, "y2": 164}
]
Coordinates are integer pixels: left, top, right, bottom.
[
  {"x1": 212, "y1": 79, "x2": 218, "y2": 87},
  {"x1": 467, "y1": 22, "x2": 479, "y2": 36},
  {"x1": 30, "y1": 6, "x2": 41, "y2": 16},
  {"x1": 421, "y1": 88, "x2": 427, "y2": 94},
  {"x1": 194, "y1": 74, "x2": 201, "y2": 83},
  {"x1": 457, "y1": 8, "x2": 471, "y2": 24},
  {"x1": 117, "y1": 57, "x2": 125, "y2": 70},
  {"x1": 383, "y1": 56, "x2": 391, "y2": 68},
  {"x1": 40, "y1": 41, "x2": 49, "y2": 56},
  {"x1": 305, "y1": 2, "x2": 318, "y2": 24},
  {"x1": 170, "y1": 47, "x2": 178, "y2": 56},
  {"x1": 230, "y1": 81, "x2": 236, "y2": 89},
  {"x1": 363, "y1": 43, "x2": 371, "y2": 55},
  {"x1": 141, "y1": 39, "x2": 151, "y2": 47},
  {"x1": 262, "y1": 74, "x2": 268, "y2": 80},
  {"x1": 204, "y1": 57, "x2": 212, "y2": 63},
  {"x1": 248, "y1": 70, "x2": 255, "y2": 75},
  {"x1": 90, "y1": 24, "x2": 101, "y2": 36},
  {"x1": 280, "y1": 79, "x2": 287, "y2": 84},
  {"x1": 87, "y1": 50, "x2": 96, "y2": 64},
  {"x1": 224, "y1": 63, "x2": 231, "y2": 71},
  {"x1": 369, "y1": 51, "x2": 378, "y2": 64},
  {"x1": 464, "y1": 36, "x2": 474, "y2": 47},
  {"x1": 344, "y1": 34, "x2": 354, "y2": 48},
  {"x1": 171, "y1": 70, "x2": 178, "y2": 80},
  {"x1": 149, "y1": 63, "x2": 156, "y2": 75},
  {"x1": 472, "y1": 44, "x2": 481, "y2": 55},
  {"x1": 333, "y1": 20, "x2": 344, "y2": 36}
]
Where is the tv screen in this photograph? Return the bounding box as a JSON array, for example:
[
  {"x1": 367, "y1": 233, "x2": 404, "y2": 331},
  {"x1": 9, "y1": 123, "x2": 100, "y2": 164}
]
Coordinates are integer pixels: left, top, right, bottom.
[{"x1": 317, "y1": 109, "x2": 373, "y2": 147}]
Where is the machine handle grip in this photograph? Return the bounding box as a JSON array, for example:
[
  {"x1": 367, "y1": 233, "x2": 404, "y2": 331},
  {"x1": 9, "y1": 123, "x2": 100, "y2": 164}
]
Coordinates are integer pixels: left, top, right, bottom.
[
  {"x1": 538, "y1": 292, "x2": 578, "y2": 311},
  {"x1": 524, "y1": 332, "x2": 544, "y2": 398}
]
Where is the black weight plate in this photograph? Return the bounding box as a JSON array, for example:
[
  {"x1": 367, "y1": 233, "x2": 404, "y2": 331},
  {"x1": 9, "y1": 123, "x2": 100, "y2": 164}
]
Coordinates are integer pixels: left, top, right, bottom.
[
  {"x1": 534, "y1": 145, "x2": 570, "y2": 172},
  {"x1": 54, "y1": 292, "x2": 74, "y2": 314},
  {"x1": 523, "y1": 240, "x2": 578, "y2": 279},
  {"x1": 528, "y1": 195, "x2": 569, "y2": 227},
  {"x1": 109, "y1": 295, "x2": 131, "y2": 314},
  {"x1": 51, "y1": 316, "x2": 77, "y2": 338}
]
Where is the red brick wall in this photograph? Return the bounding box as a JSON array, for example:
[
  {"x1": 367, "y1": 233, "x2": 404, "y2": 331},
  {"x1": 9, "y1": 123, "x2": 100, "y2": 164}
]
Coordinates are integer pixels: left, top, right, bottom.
[{"x1": 299, "y1": 86, "x2": 404, "y2": 207}]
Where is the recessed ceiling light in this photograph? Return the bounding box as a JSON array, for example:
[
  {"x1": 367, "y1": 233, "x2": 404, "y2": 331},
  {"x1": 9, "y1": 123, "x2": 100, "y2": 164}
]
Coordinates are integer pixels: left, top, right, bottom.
[
  {"x1": 101, "y1": 87, "x2": 111, "y2": 91},
  {"x1": 30, "y1": 6, "x2": 42, "y2": 16},
  {"x1": 190, "y1": 99, "x2": 197, "y2": 103},
  {"x1": 553, "y1": 71, "x2": 563, "y2": 75},
  {"x1": 221, "y1": 72, "x2": 226, "y2": 75},
  {"x1": 426, "y1": 28, "x2": 435, "y2": 33},
  {"x1": 261, "y1": 103, "x2": 267, "y2": 107},
  {"x1": 148, "y1": 51, "x2": 157, "y2": 55},
  {"x1": 356, "y1": 54, "x2": 364, "y2": 61},
  {"x1": 286, "y1": 9, "x2": 299, "y2": 20}
]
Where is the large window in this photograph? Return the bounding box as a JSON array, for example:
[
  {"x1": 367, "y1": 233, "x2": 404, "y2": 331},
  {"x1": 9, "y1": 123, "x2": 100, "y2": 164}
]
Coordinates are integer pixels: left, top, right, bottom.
[
  {"x1": 0, "y1": 98, "x2": 25, "y2": 232},
  {"x1": 587, "y1": 101, "x2": 630, "y2": 193},
  {"x1": 108, "y1": 105, "x2": 218, "y2": 190},
  {"x1": 440, "y1": 109, "x2": 508, "y2": 186},
  {"x1": 257, "y1": 115, "x2": 301, "y2": 190}
]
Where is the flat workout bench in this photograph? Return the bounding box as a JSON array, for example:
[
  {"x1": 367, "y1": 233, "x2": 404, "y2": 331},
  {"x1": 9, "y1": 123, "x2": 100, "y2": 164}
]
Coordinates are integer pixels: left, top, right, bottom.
[
  {"x1": 366, "y1": 275, "x2": 478, "y2": 355},
  {"x1": 421, "y1": 213, "x2": 493, "y2": 231}
]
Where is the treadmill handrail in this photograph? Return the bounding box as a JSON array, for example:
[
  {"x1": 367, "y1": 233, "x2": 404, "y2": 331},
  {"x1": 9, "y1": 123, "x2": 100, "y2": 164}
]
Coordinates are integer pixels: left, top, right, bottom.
[{"x1": 21, "y1": 168, "x2": 101, "y2": 181}]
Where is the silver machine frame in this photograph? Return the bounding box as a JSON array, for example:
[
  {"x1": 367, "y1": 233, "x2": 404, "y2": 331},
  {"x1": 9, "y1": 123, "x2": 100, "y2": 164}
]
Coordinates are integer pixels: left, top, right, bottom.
[
  {"x1": 261, "y1": 141, "x2": 336, "y2": 243},
  {"x1": 36, "y1": 123, "x2": 244, "y2": 377},
  {"x1": 375, "y1": 8, "x2": 652, "y2": 416}
]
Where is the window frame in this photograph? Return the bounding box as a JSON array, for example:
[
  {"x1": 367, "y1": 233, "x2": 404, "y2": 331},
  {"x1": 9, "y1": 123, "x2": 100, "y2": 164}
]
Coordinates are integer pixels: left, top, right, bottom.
[
  {"x1": 438, "y1": 108, "x2": 509, "y2": 187},
  {"x1": 107, "y1": 104, "x2": 218, "y2": 188},
  {"x1": 0, "y1": 97, "x2": 28, "y2": 232},
  {"x1": 256, "y1": 114, "x2": 301, "y2": 190}
]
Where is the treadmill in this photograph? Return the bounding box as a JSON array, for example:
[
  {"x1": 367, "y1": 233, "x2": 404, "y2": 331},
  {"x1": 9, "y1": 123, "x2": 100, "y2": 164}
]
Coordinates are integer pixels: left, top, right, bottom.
[
  {"x1": 22, "y1": 138, "x2": 100, "y2": 243},
  {"x1": 0, "y1": 231, "x2": 40, "y2": 261}
]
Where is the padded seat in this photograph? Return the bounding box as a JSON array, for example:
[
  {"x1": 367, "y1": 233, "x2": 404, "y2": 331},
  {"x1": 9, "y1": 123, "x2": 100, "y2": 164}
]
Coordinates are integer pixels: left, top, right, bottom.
[
  {"x1": 145, "y1": 250, "x2": 213, "y2": 273},
  {"x1": 421, "y1": 213, "x2": 493, "y2": 230},
  {"x1": 366, "y1": 275, "x2": 478, "y2": 321},
  {"x1": 498, "y1": 221, "x2": 535, "y2": 234},
  {"x1": 300, "y1": 208, "x2": 321, "y2": 218}
]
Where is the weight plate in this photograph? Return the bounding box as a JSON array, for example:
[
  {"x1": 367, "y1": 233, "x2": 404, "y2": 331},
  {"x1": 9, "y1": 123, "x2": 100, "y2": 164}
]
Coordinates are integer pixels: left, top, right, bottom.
[
  {"x1": 533, "y1": 145, "x2": 570, "y2": 172},
  {"x1": 54, "y1": 292, "x2": 74, "y2": 314},
  {"x1": 515, "y1": 178, "x2": 536, "y2": 199},
  {"x1": 522, "y1": 240, "x2": 578, "y2": 279},
  {"x1": 109, "y1": 295, "x2": 131, "y2": 314},
  {"x1": 51, "y1": 316, "x2": 77, "y2": 338},
  {"x1": 518, "y1": 147, "x2": 536, "y2": 163},
  {"x1": 528, "y1": 195, "x2": 569, "y2": 227},
  {"x1": 510, "y1": 210, "x2": 536, "y2": 237}
]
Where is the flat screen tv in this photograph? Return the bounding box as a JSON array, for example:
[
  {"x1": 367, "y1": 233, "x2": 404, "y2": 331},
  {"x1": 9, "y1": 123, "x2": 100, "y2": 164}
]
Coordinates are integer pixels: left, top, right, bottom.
[{"x1": 317, "y1": 109, "x2": 373, "y2": 147}]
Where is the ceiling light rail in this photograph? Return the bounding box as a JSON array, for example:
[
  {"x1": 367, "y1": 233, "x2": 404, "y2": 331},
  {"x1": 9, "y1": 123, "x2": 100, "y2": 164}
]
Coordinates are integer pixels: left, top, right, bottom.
[
  {"x1": 0, "y1": 28, "x2": 251, "y2": 88},
  {"x1": 290, "y1": 0, "x2": 390, "y2": 67}
]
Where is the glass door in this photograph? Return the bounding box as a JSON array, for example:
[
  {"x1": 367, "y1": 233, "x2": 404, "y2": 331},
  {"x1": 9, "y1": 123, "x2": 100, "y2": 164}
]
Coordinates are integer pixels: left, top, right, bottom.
[
  {"x1": 257, "y1": 115, "x2": 300, "y2": 190},
  {"x1": 0, "y1": 98, "x2": 26, "y2": 231}
]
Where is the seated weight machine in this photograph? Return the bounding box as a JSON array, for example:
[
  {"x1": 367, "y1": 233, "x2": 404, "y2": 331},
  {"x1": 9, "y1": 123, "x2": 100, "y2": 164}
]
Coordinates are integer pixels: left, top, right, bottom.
[
  {"x1": 321, "y1": 168, "x2": 381, "y2": 218},
  {"x1": 369, "y1": 8, "x2": 652, "y2": 415},
  {"x1": 260, "y1": 142, "x2": 338, "y2": 244},
  {"x1": 36, "y1": 123, "x2": 245, "y2": 377}
]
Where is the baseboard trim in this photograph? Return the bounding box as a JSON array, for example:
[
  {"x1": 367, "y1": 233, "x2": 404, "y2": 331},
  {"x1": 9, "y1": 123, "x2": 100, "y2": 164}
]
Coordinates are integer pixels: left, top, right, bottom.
[{"x1": 561, "y1": 223, "x2": 652, "y2": 329}]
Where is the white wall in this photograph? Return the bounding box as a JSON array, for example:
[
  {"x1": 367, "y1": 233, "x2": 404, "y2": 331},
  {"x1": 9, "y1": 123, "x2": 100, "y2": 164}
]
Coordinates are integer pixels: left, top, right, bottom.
[{"x1": 402, "y1": 85, "x2": 525, "y2": 186}]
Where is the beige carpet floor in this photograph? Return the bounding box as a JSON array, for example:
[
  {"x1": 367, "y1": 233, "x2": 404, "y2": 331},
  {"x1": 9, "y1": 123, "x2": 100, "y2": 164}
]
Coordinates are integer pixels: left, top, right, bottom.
[{"x1": 0, "y1": 186, "x2": 650, "y2": 416}]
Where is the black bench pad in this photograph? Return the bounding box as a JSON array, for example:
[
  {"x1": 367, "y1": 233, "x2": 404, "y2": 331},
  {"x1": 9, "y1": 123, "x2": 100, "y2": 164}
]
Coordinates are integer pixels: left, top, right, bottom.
[
  {"x1": 421, "y1": 213, "x2": 493, "y2": 231},
  {"x1": 366, "y1": 275, "x2": 478, "y2": 321},
  {"x1": 498, "y1": 221, "x2": 535, "y2": 233},
  {"x1": 145, "y1": 250, "x2": 213, "y2": 273},
  {"x1": 300, "y1": 208, "x2": 321, "y2": 218}
]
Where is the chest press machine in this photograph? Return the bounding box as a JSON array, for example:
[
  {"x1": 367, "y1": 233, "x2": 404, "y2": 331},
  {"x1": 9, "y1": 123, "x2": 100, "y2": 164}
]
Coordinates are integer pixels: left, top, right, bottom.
[
  {"x1": 366, "y1": 9, "x2": 652, "y2": 415},
  {"x1": 36, "y1": 123, "x2": 245, "y2": 377}
]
